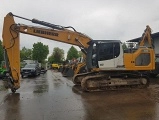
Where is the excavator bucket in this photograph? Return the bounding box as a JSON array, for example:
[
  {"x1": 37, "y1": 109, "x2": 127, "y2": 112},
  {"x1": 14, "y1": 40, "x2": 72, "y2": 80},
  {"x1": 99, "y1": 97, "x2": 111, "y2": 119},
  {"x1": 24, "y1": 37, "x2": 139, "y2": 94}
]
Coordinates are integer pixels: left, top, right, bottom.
[
  {"x1": 58, "y1": 66, "x2": 63, "y2": 72},
  {"x1": 62, "y1": 67, "x2": 74, "y2": 77}
]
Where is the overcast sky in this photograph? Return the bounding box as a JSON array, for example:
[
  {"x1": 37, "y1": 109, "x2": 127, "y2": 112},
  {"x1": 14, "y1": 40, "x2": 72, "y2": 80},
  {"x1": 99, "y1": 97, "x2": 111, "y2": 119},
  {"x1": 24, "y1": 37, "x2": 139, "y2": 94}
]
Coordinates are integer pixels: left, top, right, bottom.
[{"x1": 0, "y1": 0, "x2": 159, "y2": 58}]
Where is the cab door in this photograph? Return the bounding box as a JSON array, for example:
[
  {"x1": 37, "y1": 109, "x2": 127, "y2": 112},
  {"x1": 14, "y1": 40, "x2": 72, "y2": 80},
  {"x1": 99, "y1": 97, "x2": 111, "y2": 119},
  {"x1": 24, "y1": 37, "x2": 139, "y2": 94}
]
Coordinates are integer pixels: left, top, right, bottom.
[{"x1": 97, "y1": 42, "x2": 121, "y2": 70}]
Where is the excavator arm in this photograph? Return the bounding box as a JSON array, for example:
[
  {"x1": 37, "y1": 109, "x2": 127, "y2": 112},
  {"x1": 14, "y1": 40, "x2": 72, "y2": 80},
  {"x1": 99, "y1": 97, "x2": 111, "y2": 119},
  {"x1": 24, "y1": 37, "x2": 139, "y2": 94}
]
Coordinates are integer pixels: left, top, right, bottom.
[
  {"x1": 2, "y1": 13, "x2": 20, "y2": 92},
  {"x1": 139, "y1": 25, "x2": 153, "y2": 48},
  {"x1": 2, "y1": 12, "x2": 92, "y2": 92}
]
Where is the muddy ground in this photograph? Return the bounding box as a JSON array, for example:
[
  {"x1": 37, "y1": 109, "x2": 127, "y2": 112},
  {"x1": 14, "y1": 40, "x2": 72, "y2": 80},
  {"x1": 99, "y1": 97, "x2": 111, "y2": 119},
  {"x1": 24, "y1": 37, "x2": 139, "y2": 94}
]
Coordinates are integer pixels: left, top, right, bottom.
[{"x1": 0, "y1": 70, "x2": 159, "y2": 120}]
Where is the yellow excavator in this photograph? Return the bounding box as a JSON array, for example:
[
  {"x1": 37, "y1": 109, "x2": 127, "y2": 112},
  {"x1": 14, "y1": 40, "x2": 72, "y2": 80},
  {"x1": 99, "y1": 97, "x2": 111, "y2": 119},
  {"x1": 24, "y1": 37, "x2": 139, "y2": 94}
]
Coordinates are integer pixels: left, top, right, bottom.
[
  {"x1": 2, "y1": 12, "x2": 155, "y2": 92},
  {"x1": 62, "y1": 56, "x2": 87, "y2": 77}
]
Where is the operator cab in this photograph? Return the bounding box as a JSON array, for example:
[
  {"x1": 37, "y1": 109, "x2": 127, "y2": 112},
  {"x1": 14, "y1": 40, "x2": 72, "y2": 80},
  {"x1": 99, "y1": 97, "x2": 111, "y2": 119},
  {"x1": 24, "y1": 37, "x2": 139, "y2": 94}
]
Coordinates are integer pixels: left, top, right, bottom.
[{"x1": 86, "y1": 40, "x2": 124, "y2": 71}]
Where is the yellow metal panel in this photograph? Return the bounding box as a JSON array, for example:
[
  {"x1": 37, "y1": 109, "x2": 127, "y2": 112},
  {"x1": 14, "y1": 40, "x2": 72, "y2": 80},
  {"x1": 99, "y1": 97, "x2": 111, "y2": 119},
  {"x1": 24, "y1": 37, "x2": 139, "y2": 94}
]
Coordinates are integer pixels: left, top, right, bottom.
[
  {"x1": 2, "y1": 13, "x2": 20, "y2": 89},
  {"x1": 124, "y1": 53, "x2": 134, "y2": 69},
  {"x1": 124, "y1": 48, "x2": 155, "y2": 71}
]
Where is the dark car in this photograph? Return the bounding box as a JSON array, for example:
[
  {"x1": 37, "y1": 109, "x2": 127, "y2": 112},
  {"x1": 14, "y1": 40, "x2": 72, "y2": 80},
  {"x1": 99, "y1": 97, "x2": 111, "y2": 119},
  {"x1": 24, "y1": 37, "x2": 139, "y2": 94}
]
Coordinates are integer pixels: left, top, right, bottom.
[{"x1": 21, "y1": 63, "x2": 41, "y2": 78}]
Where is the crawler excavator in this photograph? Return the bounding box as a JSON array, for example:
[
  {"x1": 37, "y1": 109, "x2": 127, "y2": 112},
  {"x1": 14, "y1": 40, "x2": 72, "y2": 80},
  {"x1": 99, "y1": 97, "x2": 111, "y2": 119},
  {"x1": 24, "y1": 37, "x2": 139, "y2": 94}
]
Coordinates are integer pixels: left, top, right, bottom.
[{"x1": 2, "y1": 12, "x2": 155, "y2": 92}]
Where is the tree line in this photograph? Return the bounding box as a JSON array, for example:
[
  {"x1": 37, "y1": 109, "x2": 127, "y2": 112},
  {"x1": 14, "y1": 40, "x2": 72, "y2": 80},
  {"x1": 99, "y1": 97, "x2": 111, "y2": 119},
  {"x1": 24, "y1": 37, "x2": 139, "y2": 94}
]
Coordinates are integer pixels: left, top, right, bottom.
[{"x1": 0, "y1": 40, "x2": 82, "y2": 65}]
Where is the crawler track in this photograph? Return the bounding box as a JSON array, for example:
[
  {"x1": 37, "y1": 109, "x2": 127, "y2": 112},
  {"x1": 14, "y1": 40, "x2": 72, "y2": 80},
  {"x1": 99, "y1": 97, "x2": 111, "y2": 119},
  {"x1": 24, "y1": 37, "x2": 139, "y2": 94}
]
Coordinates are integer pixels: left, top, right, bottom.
[{"x1": 73, "y1": 72, "x2": 149, "y2": 92}]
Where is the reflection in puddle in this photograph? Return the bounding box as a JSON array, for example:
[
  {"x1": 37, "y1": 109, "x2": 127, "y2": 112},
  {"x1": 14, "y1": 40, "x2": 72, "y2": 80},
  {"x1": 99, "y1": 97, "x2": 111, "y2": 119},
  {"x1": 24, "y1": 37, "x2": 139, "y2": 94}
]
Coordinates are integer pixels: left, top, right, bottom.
[
  {"x1": 3, "y1": 93, "x2": 21, "y2": 120},
  {"x1": 33, "y1": 85, "x2": 48, "y2": 93}
]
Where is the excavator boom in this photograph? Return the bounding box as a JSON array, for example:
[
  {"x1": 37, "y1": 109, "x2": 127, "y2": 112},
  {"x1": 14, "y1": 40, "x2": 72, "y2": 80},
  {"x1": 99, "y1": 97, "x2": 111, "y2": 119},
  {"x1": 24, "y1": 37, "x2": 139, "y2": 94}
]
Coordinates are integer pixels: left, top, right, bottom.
[{"x1": 2, "y1": 13, "x2": 91, "y2": 92}]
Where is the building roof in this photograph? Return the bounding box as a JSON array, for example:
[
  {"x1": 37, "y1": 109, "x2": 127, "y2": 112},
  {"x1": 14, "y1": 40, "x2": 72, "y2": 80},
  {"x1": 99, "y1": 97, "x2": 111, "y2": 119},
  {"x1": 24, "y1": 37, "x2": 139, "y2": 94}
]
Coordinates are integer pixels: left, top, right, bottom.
[{"x1": 127, "y1": 32, "x2": 159, "y2": 42}]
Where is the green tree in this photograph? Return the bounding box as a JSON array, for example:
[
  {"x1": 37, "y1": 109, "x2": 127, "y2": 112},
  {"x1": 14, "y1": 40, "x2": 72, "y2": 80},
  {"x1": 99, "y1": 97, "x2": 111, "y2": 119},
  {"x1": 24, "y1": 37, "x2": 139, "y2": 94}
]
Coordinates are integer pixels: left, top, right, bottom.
[
  {"x1": 20, "y1": 47, "x2": 33, "y2": 61},
  {"x1": 0, "y1": 40, "x2": 4, "y2": 62},
  {"x1": 67, "y1": 46, "x2": 79, "y2": 60},
  {"x1": 48, "y1": 47, "x2": 64, "y2": 63},
  {"x1": 48, "y1": 55, "x2": 54, "y2": 64},
  {"x1": 32, "y1": 42, "x2": 49, "y2": 63}
]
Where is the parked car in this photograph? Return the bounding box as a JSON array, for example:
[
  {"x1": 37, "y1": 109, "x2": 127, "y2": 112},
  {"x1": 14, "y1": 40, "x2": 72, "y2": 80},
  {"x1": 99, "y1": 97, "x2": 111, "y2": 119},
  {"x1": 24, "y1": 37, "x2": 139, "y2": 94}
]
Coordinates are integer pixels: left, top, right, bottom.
[
  {"x1": 40, "y1": 67, "x2": 47, "y2": 74},
  {"x1": 21, "y1": 63, "x2": 41, "y2": 78}
]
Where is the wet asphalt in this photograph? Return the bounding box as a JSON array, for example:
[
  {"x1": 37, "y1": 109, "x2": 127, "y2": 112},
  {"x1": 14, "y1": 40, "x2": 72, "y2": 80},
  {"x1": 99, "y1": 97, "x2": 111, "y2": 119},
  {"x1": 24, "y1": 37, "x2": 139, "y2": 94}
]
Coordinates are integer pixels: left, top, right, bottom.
[{"x1": 0, "y1": 70, "x2": 159, "y2": 120}]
